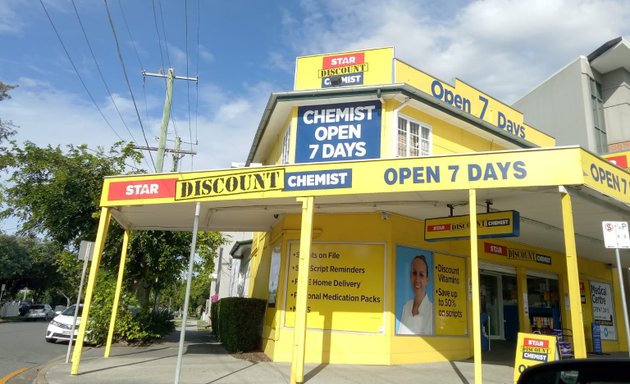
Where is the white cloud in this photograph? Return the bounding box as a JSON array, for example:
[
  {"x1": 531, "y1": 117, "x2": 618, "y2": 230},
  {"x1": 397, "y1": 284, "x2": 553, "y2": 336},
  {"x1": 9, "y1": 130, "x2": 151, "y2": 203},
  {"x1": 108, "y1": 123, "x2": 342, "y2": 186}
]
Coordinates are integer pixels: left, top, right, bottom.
[
  {"x1": 282, "y1": 0, "x2": 630, "y2": 103},
  {"x1": 185, "y1": 81, "x2": 274, "y2": 171}
]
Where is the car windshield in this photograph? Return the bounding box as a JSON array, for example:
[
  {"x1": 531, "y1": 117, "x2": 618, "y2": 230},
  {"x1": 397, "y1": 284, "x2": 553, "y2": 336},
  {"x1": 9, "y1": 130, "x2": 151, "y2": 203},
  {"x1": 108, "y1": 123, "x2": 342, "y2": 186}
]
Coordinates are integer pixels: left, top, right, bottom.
[
  {"x1": 30, "y1": 305, "x2": 44, "y2": 310},
  {"x1": 61, "y1": 305, "x2": 83, "y2": 317}
]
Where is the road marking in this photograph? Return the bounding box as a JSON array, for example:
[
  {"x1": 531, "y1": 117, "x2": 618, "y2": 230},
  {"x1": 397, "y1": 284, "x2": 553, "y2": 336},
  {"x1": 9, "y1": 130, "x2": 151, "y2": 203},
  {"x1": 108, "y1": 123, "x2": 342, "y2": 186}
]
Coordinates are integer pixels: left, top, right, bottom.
[{"x1": 0, "y1": 367, "x2": 28, "y2": 384}]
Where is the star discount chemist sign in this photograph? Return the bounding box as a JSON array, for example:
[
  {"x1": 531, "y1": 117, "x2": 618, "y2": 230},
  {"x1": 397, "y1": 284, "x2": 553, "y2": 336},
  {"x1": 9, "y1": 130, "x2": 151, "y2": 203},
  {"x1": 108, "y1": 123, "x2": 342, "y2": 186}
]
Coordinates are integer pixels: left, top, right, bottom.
[{"x1": 295, "y1": 100, "x2": 382, "y2": 163}]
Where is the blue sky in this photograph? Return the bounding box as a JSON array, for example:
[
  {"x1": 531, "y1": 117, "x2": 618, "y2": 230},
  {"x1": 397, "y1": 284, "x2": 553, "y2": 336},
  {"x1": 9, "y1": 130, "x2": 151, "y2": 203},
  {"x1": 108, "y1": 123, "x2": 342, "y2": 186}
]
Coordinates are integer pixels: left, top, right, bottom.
[{"x1": 1, "y1": 0, "x2": 630, "y2": 232}]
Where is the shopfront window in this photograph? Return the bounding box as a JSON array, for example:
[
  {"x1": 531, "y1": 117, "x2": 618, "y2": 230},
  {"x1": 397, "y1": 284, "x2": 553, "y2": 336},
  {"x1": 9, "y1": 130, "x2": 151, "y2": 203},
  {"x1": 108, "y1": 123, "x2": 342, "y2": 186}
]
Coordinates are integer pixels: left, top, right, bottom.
[{"x1": 527, "y1": 276, "x2": 560, "y2": 332}]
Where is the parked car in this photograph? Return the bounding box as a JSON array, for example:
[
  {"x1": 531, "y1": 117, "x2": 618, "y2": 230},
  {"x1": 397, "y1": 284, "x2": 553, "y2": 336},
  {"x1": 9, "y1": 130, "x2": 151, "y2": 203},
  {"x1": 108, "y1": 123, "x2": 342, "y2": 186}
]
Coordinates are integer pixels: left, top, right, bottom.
[
  {"x1": 25, "y1": 304, "x2": 55, "y2": 321},
  {"x1": 18, "y1": 300, "x2": 33, "y2": 316},
  {"x1": 45, "y1": 304, "x2": 83, "y2": 343},
  {"x1": 53, "y1": 305, "x2": 66, "y2": 315}
]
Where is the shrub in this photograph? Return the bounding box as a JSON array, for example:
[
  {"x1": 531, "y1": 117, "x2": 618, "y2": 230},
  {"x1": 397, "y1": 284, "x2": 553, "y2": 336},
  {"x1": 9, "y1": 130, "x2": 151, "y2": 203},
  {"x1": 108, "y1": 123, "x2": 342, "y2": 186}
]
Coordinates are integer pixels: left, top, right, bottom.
[
  {"x1": 85, "y1": 272, "x2": 175, "y2": 345},
  {"x1": 210, "y1": 300, "x2": 219, "y2": 338},
  {"x1": 214, "y1": 297, "x2": 266, "y2": 353}
]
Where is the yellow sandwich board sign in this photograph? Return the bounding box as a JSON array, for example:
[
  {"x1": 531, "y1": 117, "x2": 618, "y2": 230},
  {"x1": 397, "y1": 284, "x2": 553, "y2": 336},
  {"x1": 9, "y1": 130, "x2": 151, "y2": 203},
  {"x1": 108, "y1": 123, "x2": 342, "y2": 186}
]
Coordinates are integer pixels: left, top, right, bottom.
[
  {"x1": 513, "y1": 332, "x2": 558, "y2": 383},
  {"x1": 424, "y1": 210, "x2": 520, "y2": 241}
]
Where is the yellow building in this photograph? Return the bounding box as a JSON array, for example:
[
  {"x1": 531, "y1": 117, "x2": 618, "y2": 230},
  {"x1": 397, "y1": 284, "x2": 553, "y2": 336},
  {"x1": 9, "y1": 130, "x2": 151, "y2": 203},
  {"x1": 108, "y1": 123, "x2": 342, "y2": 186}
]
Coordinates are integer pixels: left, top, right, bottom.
[{"x1": 71, "y1": 47, "x2": 630, "y2": 383}]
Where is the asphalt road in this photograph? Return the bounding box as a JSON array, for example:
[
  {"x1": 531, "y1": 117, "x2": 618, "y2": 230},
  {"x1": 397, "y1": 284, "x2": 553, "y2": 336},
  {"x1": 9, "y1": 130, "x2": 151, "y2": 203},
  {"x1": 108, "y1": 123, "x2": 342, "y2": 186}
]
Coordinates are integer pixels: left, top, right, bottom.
[{"x1": 0, "y1": 319, "x2": 67, "y2": 380}]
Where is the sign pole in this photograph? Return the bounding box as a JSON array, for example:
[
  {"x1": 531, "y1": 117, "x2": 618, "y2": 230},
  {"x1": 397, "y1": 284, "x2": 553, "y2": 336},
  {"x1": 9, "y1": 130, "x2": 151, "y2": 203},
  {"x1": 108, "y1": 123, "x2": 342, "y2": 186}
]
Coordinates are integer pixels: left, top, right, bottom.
[
  {"x1": 66, "y1": 241, "x2": 93, "y2": 363},
  {"x1": 602, "y1": 221, "x2": 630, "y2": 357},
  {"x1": 614, "y1": 248, "x2": 630, "y2": 358}
]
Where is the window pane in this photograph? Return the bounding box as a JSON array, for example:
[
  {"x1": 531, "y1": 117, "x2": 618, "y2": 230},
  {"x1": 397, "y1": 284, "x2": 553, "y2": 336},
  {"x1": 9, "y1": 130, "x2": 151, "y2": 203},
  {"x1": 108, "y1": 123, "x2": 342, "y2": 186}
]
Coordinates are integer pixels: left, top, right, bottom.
[
  {"x1": 409, "y1": 122, "x2": 420, "y2": 156},
  {"x1": 398, "y1": 117, "x2": 407, "y2": 157}
]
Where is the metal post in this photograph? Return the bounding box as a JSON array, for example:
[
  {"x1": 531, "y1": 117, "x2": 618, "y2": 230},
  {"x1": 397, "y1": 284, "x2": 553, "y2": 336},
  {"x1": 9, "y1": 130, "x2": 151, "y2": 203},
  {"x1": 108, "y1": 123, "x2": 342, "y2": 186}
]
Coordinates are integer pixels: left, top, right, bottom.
[
  {"x1": 65, "y1": 253, "x2": 89, "y2": 363},
  {"x1": 614, "y1": 249, "x2": 630, "y2": 358},
  {"x1": 175, "y1": 202, "x2": 201, "y2": 384}
]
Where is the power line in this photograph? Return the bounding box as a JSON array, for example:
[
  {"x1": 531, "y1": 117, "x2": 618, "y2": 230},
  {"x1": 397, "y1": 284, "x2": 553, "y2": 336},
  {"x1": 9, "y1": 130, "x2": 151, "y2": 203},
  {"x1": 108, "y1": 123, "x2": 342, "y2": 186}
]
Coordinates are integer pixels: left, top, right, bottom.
[
  {"x1": 39, "y1": 0, "x2": 125, "y2": 142},
  {"x1": 117, "y1": 0, "x2": 145, "y2": 71},
  {"x1": 157, "y1": 0, "x2": 172, "y2": 68},
  {"x1": 71, "y1": 0, "x2": 137, "y2": 143},
  {"x1": 185, "y1": 0, "x2": 193, "y2": 155},
  {"x1": 151, "y1": 0, "x2": 166, "y2": 71},
  {"x1": 191, "y1": 0, "x2": 202, "y2": 169},
  {"x1": 103, "y1": 0, "x2": 156, "y2": 172}
]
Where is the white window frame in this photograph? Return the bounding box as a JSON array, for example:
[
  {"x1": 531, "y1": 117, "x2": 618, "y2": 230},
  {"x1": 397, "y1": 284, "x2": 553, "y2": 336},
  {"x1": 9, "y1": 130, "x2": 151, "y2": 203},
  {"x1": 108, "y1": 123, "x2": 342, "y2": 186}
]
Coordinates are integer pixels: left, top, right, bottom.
[
  {"x1": 396, "y1": 114, "x2": 432, "y2": 157},
  {"x1": 281, "y1": 124, "x2": 291, "y2": 164}
]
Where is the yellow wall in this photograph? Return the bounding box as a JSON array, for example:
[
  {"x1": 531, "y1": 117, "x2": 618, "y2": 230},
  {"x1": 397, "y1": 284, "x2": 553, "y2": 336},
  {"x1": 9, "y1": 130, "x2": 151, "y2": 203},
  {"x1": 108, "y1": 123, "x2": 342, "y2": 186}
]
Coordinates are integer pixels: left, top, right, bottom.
[
  {"x1": 252, "y1": 211, "x2": 627, "y2": 365},
  {"x1": 264, "y1": 113, "x2": 294, "y2": 165}
]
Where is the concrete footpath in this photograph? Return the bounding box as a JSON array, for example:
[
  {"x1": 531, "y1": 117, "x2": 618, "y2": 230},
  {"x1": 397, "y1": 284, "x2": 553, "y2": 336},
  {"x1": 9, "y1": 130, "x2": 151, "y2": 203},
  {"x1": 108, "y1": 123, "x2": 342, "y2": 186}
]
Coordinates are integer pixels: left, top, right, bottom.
[{"x1": 5, "y1": 320, "x2": 525, "y2": 384}]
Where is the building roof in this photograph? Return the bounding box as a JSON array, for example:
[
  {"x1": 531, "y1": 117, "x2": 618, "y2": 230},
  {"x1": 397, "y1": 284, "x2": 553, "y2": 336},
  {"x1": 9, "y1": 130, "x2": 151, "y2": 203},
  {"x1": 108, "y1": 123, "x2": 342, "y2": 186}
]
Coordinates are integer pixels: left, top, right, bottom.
[
  {"x1": 230, "y1": 239, "x2": 252, "y2": 259},
  {"x1": 587, "y1": 36, "x2": 630, "y2": 73},
  {"x1": 245, "y1": 84, "x2": 539, "y2": 166}
]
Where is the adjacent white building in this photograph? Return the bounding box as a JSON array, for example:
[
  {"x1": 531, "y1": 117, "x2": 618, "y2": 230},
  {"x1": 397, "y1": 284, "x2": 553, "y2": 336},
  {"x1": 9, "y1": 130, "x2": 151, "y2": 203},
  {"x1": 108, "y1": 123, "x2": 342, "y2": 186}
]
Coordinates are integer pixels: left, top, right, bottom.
[{"x1": 514, "y1": 37, "x2": 630, "y2": 155}]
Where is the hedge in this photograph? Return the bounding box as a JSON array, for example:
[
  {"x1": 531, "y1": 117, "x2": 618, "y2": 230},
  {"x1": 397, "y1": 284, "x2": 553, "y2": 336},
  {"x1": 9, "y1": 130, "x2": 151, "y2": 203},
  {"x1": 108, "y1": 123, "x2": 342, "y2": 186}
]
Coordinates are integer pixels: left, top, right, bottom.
[{"x1": 212, "y1": 297, "x2": 266, "y2": 353}]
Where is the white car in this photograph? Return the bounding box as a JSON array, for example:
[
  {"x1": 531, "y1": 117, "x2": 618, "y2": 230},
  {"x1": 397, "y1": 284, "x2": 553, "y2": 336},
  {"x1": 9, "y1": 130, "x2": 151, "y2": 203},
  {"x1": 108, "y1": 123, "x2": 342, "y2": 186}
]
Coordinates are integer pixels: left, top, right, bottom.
[{"x1": 45, "y1": 304, "x2": 83, "y2": 343}]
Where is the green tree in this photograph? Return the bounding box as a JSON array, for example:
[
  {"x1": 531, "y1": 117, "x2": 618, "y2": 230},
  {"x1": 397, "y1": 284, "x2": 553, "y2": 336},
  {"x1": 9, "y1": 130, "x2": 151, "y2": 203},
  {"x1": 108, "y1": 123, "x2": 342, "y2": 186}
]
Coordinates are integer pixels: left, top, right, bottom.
[
  {"x1": 0, "y1": 82, "x2": 16, "y2": 101},
  {"x1": 0, "y1": 141, "x2": 141, "y2": 248},
  {"x1": 0, "y1": 81, "x2": 17, "y2": 162},
  {"x1": 0, "y1": 234, "x2": 62, "y2": 302}
]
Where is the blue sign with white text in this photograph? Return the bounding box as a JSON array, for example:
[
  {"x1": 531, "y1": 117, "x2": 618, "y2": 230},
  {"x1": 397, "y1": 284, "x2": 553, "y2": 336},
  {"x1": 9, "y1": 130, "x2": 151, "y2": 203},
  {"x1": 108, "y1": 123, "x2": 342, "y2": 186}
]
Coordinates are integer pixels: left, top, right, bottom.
[
  {"x1": 296, "y1": 100, "x2": 381, "y2": 163},
  {"x1": 284, "y1": 169, "x2": 352, "y2": 191}
]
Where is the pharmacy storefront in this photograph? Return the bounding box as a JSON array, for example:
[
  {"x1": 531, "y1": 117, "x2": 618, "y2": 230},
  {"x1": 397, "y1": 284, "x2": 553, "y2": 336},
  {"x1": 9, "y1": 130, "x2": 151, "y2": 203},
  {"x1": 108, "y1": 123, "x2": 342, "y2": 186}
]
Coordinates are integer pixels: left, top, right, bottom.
[{"x1": 69, "y1": 48, "x2": 630, "y2": 384}]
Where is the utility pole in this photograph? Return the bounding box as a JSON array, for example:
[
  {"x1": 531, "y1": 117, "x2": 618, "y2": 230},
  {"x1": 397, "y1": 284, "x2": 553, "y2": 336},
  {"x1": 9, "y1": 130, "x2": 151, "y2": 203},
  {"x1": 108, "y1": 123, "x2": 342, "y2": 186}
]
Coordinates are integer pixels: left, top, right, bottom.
[
  {"x1": 142, "y1": 68, "x2": 198, "y2": 172},
  {"x1": 172, "y1": 136, "x2": 182, "y2": 172}
]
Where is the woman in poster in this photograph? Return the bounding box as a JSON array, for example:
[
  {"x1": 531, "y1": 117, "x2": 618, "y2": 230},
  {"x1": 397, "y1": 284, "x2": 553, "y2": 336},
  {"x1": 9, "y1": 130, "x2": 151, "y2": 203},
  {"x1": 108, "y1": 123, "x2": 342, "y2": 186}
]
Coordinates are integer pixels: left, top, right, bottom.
[{"x1": 398, "y1": 255, "x2": 434, "y2": 335}]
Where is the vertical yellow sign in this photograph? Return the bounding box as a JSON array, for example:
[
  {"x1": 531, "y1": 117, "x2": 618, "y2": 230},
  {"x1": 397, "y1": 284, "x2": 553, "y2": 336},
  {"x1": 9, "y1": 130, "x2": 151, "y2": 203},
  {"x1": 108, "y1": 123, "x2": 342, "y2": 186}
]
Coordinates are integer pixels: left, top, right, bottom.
[
  {"x1": 285, "y1": 243, "x2": 385, "y2": 333},
  {"x1": 434, "y1": 254, "x2": 467, "y2": 335}
]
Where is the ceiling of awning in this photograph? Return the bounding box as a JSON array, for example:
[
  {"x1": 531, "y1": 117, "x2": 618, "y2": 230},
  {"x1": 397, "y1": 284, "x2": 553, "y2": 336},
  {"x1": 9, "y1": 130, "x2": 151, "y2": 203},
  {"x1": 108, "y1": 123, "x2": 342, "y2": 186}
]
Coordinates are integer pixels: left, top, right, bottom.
[{"x1": 108, "y1": 182, "x2": 630, "y2": 269}]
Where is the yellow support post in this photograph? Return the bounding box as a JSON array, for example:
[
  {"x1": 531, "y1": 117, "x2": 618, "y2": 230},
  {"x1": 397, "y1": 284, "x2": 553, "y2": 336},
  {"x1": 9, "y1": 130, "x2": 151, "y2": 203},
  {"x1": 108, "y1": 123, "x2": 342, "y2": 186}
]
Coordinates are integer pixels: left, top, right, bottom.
[
  {"x1": 469, "y1": 189, "x2": 483, "y2": 384},
  {"x1": 104, "y1": 229, "x2": 130, "y2": 358},
  {"x1": 559, "y1": 187, "x2": 587, "y2": 358},
  {"x1": 290, "y1": 196, "x2": 314, "y2": 384},
  {"x1": 71, "y1": 207, "x2": 111, "y2": 374}
]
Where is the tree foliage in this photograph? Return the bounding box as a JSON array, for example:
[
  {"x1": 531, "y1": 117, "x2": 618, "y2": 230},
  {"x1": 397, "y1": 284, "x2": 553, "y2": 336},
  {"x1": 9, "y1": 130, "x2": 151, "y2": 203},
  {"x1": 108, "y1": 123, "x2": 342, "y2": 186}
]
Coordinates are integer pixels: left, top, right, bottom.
[
  {"x1": 0, "y1": 81, "x2": 17, "y2": 160},
  {"x1": 0, "y1": 141, "x2": 141, "y2": 248},
  {"x1": 0, "y1": 234, "x2": 63, "y2": 303},
  {"x1": 0, "y1": 95, "x2": 226, "y2": 339}
]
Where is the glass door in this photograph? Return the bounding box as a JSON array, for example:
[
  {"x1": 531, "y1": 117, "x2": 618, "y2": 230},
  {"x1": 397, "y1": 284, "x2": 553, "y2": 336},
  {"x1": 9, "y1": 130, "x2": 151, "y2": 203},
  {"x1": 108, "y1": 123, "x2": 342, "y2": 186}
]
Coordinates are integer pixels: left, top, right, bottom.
[{"x1": 480, "y1": 272, "x2": 504, "y2": 339}]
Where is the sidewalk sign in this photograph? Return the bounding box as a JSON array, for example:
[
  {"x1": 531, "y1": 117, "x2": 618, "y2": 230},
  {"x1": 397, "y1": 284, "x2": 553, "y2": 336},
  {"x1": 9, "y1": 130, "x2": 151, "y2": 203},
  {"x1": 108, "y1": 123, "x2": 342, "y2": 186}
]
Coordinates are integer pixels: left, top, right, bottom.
[{"x1": 513, "y1": 332, "x2": 557, "y2": 383}]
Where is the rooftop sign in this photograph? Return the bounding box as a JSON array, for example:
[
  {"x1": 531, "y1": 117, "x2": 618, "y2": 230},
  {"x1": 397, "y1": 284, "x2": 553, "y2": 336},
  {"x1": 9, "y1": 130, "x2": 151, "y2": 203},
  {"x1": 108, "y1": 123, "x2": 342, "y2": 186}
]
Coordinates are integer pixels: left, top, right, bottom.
[
  {"x1": 394, "y1": 60, "x2": 555, "y2": 148},
  {"x1": 294, "y1": 47, "x2": 394, "y2": 90}
]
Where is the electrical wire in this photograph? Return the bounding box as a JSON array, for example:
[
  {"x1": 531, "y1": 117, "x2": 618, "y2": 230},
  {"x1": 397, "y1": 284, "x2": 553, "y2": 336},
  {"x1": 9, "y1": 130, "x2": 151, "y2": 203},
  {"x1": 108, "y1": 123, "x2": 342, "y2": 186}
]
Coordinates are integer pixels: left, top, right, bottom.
[
  {"x1": 103, "y1": 0, "x2": 156, "y2": 172},
  {"x1": 185, "y1": 0, "x2": 193, "y2": 158},
  {"x1": 151, "y1": 0, "x2": 166, "y2": 72},
  {"x1": 117, "y1": 0, "x2": 144, "y2": 72},
  {"x1": 39, "y1": 0, "x2": 125, "y2": 142},
  {"x1": 192, "y1": 0, "x2": 202, "y2": 169},
  {"x1": 157, "y1": 0, "x2": 172, "y2": 69},
  {"x1": 71, "y1": 0, "x2": 137, "y2": 143},
  {"x1": 85, "y1": 146, "x2": 146, "y2": 173}
]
